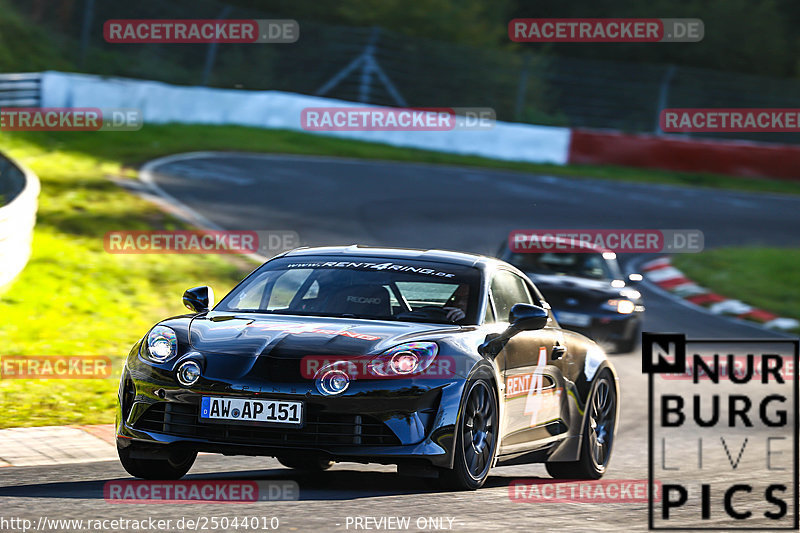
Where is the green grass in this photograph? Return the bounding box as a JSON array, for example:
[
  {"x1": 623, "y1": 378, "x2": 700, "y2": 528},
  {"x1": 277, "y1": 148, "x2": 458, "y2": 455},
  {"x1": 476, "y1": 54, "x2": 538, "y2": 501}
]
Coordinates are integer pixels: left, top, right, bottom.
[
  {"x1": 8, "y1": 124, "x2": 800, "y2": 195},
  {"x1": 672, "y1": 248, "x2": 800, "y2": 330},
  {"x1": 0, "y1": 130, "x2": 252, "y2": 428},
  {"x1": 1, "y1": 125, "x2": 799, "y2": 429}
]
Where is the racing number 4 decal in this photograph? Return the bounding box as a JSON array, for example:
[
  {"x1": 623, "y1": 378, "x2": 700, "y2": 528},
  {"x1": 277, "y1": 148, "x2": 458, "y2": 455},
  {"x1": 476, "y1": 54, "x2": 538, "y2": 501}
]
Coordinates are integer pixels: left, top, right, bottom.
[{"x1": 505, "y1": 347, "x2": 564, "y2": 427}]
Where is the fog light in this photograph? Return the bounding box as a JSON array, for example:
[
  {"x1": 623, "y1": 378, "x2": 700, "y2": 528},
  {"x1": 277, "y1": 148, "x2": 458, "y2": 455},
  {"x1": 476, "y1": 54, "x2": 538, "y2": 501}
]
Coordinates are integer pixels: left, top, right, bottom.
[
  {"x1": 176, "y1": 360, "x2": 201, "y2": 386},
  {"x1": 317, "y1": 368, "x2": 350, "y2": 396}
]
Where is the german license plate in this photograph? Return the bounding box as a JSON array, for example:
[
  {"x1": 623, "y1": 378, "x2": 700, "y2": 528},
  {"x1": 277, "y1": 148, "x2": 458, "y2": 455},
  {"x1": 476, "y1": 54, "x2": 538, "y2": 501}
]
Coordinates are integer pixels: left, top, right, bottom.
[
  {"x1": 555, "y1": 311, "x2": 591, "y2": 327},
  {"x1": 200, "y1": 397, "x2": 303, "y2": 426}
]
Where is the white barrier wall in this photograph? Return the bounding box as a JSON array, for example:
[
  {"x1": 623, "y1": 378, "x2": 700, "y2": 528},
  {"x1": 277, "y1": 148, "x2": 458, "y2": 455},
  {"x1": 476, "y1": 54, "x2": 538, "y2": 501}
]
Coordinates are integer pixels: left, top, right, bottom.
[
  {"x1": 0, "y1": 155, "x2": 40, "y2": 290},
  {"x1": 40, "y1": 71, "x2": 571, "y2": 165}
]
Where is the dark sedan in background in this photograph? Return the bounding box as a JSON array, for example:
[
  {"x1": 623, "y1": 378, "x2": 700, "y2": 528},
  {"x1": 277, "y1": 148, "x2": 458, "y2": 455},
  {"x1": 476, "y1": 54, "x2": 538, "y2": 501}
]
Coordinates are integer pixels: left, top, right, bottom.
[{"x1": 498, "y1": 240, "x2": 644, "y2": 352}]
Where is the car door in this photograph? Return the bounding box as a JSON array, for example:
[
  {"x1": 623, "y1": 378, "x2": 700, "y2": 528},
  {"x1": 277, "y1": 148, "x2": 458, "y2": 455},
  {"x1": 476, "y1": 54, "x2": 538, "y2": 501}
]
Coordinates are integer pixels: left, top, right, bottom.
[{"x1": 491, "y1": 269, "x2": 569, "y2": 454}]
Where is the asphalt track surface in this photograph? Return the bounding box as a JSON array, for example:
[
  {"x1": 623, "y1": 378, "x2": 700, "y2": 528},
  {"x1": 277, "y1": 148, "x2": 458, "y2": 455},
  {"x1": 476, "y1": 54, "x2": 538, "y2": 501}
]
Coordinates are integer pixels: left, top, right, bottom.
[{"x1": 2, "y1": 153, "x2": 799, "y2": 532}]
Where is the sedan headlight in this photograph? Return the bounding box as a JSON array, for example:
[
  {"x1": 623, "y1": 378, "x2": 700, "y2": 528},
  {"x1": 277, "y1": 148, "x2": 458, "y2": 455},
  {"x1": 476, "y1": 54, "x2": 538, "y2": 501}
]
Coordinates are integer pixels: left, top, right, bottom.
[
  {"x1": 605, "y1": 299, "x2": 636, "y2": 315},
  {"x1": 620, "y1": 288, "x2": 641, "y2": 300},
  {"x1": 145, "y1": 326, "x2": 178, "y2": 363},
  {"x1": 368, "y1": 342, "x2": 438, "y2": 377}
]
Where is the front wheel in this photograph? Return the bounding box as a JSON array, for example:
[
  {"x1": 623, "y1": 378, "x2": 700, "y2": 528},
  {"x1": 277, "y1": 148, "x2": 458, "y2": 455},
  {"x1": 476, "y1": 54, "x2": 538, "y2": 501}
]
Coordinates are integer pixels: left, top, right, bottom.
[
  {"x1": 437, "y1": 379, "x2": 499, "y2": 491},
  {"x1": 615, "y1": 323, "x2": 641, "y2": 353},
  {"x1": 546, "y1": 370, "x2": 617, "y2": 480},
  {"x1": 117, "y1": 442, "x2": 196, "y2": 480}
]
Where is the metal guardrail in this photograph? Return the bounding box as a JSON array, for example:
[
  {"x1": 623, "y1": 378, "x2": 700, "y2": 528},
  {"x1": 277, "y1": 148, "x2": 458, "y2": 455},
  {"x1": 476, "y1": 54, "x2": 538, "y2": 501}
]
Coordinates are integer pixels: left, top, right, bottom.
[
  {"x1": 0, "y1": 72, "x2": 42, "y2": 107},
  {"x1": 0, "y1": 153, "x2": 40, "y2": 290}
]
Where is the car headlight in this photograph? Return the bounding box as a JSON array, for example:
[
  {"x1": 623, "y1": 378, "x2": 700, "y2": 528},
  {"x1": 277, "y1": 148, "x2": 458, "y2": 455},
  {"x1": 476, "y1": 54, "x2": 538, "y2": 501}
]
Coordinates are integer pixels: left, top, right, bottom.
[
  {"x1": 368, "y1": 342, "x2": 438, "y2": 377},
  {"x1": 605, "y1": 299, "x2": 636, "y2": 314},
  {"x1": 620, "y1": 288, "x2": 641, "y2": 300},
  {"x1": 145, "y1": 326, "x2": 178, "y2": 363}
]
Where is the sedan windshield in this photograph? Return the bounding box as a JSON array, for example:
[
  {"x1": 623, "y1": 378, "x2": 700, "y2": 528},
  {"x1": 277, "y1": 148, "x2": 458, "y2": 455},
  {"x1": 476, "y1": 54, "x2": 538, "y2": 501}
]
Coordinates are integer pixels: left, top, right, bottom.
[
  {"x1": 216, "y1": 256, "x2": 482, "y2": 324},
  {"x1": 506, "y1": 252, "x2": 617, "y2": 281}
]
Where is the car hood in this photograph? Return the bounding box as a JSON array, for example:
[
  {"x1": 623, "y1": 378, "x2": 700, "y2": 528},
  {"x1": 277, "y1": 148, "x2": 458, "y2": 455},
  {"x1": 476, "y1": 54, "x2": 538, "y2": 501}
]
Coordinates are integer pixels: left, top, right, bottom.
[{"x1": 189, "y1": 312, "x2": 459, "y2": 357}]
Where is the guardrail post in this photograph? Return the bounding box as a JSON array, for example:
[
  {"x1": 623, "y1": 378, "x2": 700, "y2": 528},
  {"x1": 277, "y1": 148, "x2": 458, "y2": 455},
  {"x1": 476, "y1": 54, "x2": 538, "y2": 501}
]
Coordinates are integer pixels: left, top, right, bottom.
[
  {"x1": 654, "y1": 65, "x2": 677, "y2": 135},
  {"x1": 514, "y1": 54, "x2": 532, "y2": 122},
  {"x1": 201, "y1": 5, "x2": 233, "y2": 86},
  {"x1": 78, "y1": 0, "x2": 96, "y2": 69}
]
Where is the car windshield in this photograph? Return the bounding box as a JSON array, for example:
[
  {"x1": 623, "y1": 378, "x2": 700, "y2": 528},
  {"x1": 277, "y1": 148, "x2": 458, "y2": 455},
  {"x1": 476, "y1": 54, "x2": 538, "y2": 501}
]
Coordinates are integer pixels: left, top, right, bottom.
[
  {"x1": 505, "y1": 252, "x2": 615, "y2": 281},
  {"x1": 216, "y1": 256, "x2": 483, "y2": 325}
]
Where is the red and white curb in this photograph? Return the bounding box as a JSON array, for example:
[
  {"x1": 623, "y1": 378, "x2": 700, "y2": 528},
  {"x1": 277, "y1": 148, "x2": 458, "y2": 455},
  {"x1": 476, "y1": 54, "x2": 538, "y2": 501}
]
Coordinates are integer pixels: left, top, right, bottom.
[{"x1": 641, "y1": 257, "x2": 799, "y2": 331}]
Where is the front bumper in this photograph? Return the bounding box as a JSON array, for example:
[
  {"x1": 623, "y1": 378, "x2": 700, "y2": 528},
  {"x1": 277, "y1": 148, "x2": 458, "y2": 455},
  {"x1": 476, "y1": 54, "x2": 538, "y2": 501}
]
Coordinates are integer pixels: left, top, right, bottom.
[{"x1": 117, "y1": 350, "x2": 467, "y2": 469}]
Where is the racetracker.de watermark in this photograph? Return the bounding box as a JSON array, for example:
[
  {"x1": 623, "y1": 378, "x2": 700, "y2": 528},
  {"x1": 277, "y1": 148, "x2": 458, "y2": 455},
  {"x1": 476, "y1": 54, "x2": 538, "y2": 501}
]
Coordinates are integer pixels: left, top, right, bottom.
[
  {"x1": 104, "y1": 230, "x2": 299, "y2": 255},
  {"x1": 0, "y1": 356, "x2": 112, "y2": 379},
  {"x1": 103, "y1": 480, "x2": 298, "y2": 503},
  {"x1": 509, "y1": 18, "x2": 703, "y2": 42},
  {"x1": 509, "y1": 479, "x2": 661, "y2": 503},
  {"x1": 0, "y1": 108, "x2": 142, "y2": 131},
  {"x1": 509, "y1": 229, "x2": 704, "y2": 253},
  {"x1": 1, "y1": 516, "x2": 281, "y2": 532},
  {"x1": 104, "y1": 19, "x2": 298, "y2": 43},
  {"x1": 300, "y1": 355, "x2": 458, "y2": 380},
  {"x1": 661, "y1": 108, "x2": 800, "y2": 132},
  {"x1": 300, "y1": 107, "x2": 495, "y2": 131}
]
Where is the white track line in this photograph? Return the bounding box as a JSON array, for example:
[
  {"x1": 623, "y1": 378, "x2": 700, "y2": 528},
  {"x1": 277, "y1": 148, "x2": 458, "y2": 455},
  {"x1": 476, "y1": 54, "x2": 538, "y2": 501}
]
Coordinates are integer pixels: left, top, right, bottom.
[{"x1": 139, "y1": 153, "x2": 269, "y2": 263}]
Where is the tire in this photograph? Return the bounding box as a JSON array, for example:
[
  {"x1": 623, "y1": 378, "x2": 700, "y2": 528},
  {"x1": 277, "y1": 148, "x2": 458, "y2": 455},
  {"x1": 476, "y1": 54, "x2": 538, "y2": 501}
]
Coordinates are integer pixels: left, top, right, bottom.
[
  {"x1": 276, "y1": 455, "x2": 334, "y2": 471},
  {"x1": 615, "y1": 335, "x2": 637, "y2": 354},
  {"x1": 117, "y1": 442, "x2": 196, "y2": 480},
  {"x1": 615, "y1": 323, "x2": 641, "y2": 353},
  {"x1": 546, "y1": 370, "x2": 617, "y2": 480},
  {"x1": 437, "y1": 378, "x2": 499, "y2": 491}
]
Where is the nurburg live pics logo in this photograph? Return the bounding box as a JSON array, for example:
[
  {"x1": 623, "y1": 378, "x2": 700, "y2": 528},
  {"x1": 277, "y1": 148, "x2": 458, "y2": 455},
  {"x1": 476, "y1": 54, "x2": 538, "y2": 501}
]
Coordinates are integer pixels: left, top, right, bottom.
[{"x1": 643, "y1": 333, "x2": 799, "y2": 530}]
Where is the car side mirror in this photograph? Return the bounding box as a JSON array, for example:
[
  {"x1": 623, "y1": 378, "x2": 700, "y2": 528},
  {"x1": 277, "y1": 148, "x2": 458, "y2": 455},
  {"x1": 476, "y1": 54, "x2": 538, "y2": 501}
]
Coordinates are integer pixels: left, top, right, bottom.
[
  {"x1": 508, "y1": 303, "x2": 549, "y2": 332},
  {"x1": 183, "y1": 286, "x2": 214, "y2": 313},
  {"x1": 479, "y1": 303, "x2": 550, "y2": 358}
]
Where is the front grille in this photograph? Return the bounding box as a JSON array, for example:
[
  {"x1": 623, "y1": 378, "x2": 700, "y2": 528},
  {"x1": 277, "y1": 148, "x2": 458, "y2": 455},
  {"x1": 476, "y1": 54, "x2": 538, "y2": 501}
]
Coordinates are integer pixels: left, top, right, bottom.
[{"x1": 133, "y1": 402, "x2": 400, "y2": 446}]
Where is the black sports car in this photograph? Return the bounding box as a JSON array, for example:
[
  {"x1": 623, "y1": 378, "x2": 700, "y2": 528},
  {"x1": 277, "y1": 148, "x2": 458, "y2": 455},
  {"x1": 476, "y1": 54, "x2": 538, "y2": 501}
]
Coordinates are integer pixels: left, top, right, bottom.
[
  {"x1": 498, "y1": 240, "x2": 645, "y2": 353},
  {"x1": 117, "y1": 246, "x2": 619, "y2": 490}
]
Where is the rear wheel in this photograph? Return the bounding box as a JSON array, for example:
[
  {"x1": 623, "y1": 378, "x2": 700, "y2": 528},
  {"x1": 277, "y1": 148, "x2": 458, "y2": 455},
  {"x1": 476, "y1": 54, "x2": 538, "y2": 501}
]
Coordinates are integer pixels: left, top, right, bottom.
[
  {"x1": 546, "y1": 370, "x2": 616, "y2": 480},
  {"x1": 117, "y1": 442, "x2": 196, "y2": 480},
  {"x1": 276, "y1": 455, "x2": 334, "y2": 471},
  {"x1": 437, "y1": 379, "x2": 498, "y2": 491}
]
